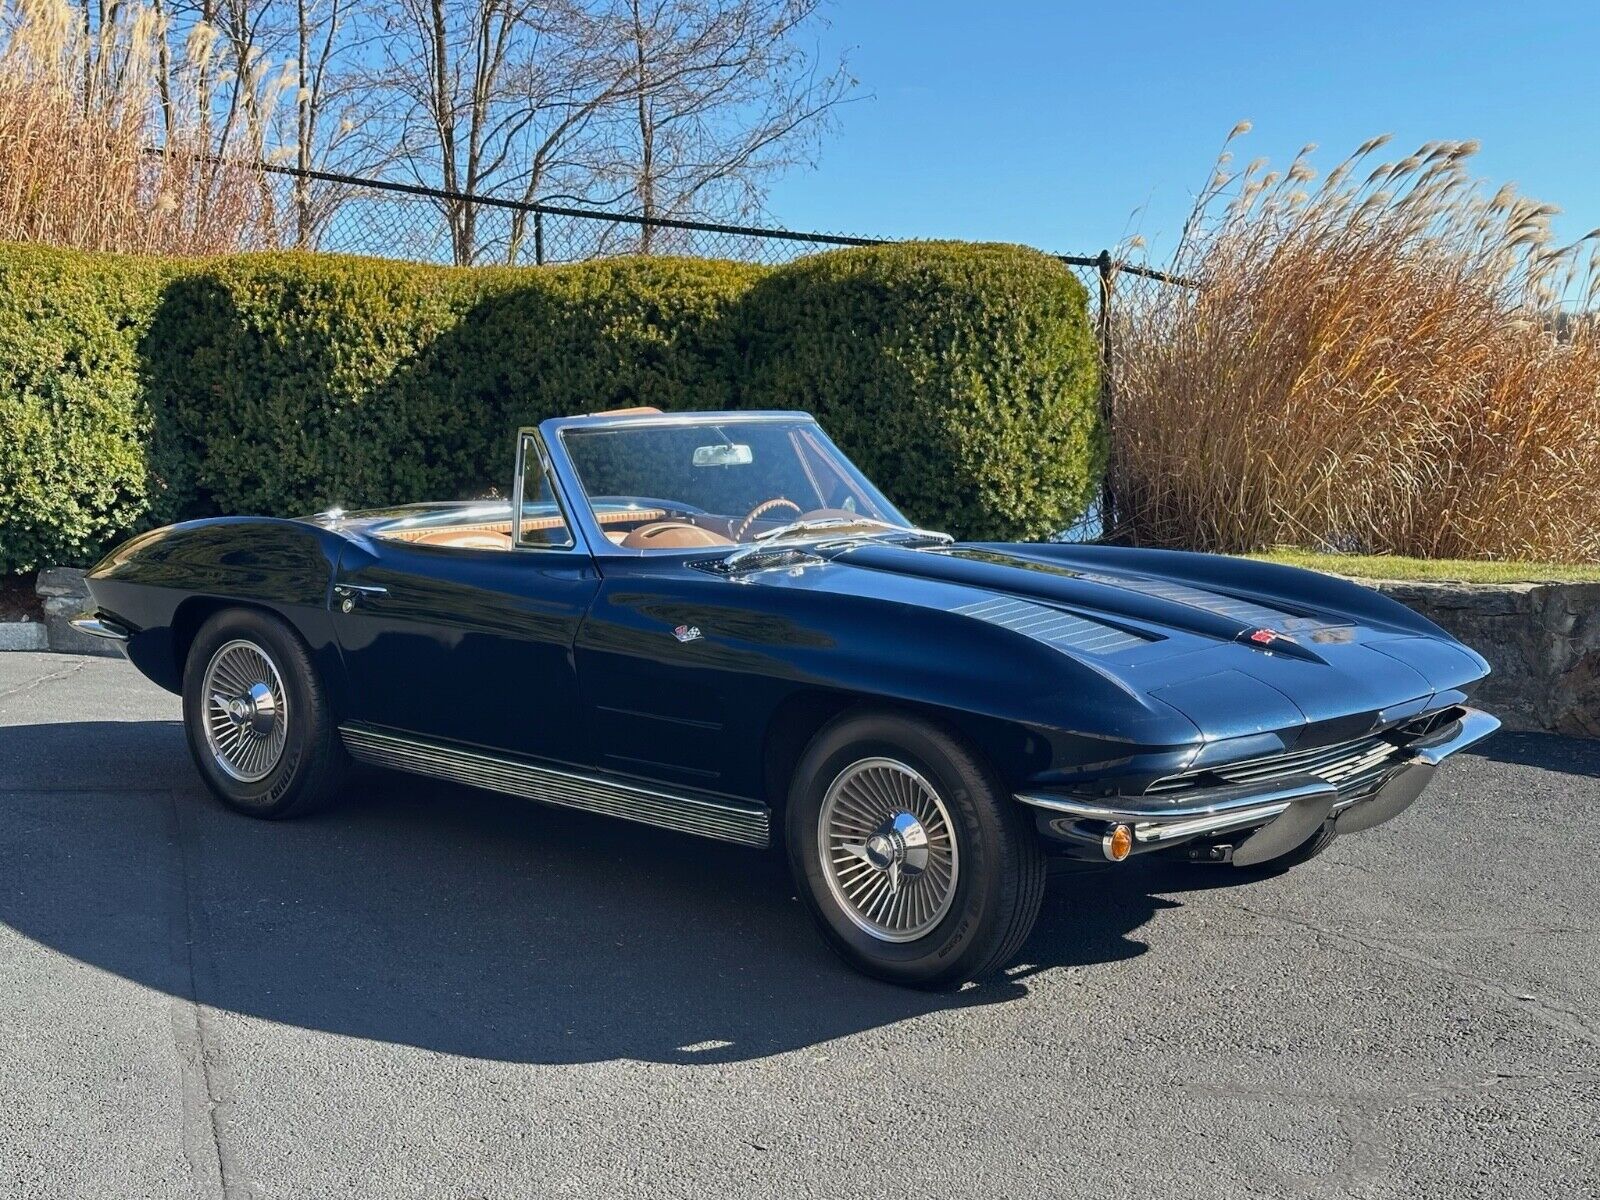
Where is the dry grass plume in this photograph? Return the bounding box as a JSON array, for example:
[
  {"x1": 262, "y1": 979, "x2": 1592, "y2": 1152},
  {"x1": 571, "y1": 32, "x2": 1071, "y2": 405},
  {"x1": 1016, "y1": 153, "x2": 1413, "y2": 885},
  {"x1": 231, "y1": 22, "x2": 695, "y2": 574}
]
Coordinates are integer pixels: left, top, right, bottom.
[
  {"x1": 0, "y1": 0, "x2": 279, "y2": 255},
  {"x1": 1111, "y1": 128, "x2": 1600, "y2": 562}
]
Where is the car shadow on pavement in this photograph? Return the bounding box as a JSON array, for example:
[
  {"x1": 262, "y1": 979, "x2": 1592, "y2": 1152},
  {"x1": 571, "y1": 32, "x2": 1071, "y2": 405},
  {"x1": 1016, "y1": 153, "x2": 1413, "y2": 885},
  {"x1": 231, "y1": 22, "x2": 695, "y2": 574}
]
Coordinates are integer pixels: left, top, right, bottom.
[
  {"x1": 1468, "y1": 730, "x2": 1600, "y2": 777},
  {"x1": 2, "y1": 719, "x2": 1219, "y2": 1066}
]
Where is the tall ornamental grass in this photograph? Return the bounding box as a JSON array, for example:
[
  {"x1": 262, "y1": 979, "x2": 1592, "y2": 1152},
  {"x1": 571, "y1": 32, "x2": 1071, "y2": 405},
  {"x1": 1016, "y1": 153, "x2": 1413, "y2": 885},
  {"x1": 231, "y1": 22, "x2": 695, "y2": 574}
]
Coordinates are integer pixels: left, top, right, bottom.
[
  {"x1": 0, "y1": 0, "x2": 275, "y2": 255},
  {"x1": 1112, "y1": 128, "x2": 1600, "y2": 562}
]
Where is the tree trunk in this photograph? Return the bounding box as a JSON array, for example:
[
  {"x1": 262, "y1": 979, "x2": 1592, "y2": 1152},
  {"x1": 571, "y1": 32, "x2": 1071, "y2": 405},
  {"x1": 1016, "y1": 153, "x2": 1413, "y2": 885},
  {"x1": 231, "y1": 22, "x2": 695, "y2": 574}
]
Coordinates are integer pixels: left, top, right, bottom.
[
  {"x1": 296, "y1": 0, "x2": 312, "y2": 247},
  {"x1": 630, "y1": 0, "x2": 654, "y2": 254}
]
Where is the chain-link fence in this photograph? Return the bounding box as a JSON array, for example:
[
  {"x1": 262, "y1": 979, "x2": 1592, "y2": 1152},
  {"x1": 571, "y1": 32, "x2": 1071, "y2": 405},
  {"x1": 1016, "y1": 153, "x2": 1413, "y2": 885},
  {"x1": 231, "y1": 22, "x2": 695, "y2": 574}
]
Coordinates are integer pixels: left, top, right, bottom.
[
  {"x1": 256, "y1": 159, "x2": 889, "y2": 268},
  {"x1": 246, "y1": 158, "x2": 1191, "y2": 288}
]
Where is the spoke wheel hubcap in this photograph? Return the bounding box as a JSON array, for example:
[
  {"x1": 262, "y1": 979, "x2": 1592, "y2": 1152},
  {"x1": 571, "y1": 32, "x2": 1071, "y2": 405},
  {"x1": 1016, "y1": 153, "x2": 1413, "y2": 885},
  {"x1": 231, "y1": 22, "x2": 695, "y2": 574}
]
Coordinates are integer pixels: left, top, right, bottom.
[
  {"x1": 202, "y1": 640, "x2": 289, "y2": 783},
  {"x1": 818, "y1": 757, "x2": 960, "y2": 943}
]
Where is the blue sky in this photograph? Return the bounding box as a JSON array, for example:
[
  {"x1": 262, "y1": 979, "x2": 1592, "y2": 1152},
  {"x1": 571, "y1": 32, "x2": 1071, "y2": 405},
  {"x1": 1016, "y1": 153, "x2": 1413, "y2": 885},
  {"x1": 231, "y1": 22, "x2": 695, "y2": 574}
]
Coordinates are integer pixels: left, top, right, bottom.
[{"x1": 765, "y1": 1, "x2": 1600, "y2": 264}]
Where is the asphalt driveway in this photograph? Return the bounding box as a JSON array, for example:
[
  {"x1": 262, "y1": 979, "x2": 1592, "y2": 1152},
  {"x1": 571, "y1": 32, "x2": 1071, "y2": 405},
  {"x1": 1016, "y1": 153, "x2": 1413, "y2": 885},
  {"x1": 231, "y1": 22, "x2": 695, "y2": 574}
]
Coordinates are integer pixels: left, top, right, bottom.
[{"x1": 1, "y1": 651, "x2": 1596, "y2": 1199}]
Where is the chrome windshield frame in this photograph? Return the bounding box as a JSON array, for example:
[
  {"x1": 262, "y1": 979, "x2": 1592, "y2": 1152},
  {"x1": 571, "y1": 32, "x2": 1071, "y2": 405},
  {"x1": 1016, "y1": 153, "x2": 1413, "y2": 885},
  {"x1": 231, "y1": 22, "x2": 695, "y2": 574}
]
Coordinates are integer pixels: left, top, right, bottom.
[{"x1": 539, "y1": 410, "x2": 911, "y2": 559}]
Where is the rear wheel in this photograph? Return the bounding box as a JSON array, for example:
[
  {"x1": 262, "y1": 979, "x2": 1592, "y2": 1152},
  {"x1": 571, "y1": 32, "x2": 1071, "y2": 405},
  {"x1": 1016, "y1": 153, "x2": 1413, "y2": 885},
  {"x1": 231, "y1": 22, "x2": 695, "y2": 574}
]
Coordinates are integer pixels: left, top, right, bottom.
[
  {"x1": 786, "y1": 711, "x2": 1045, "y2": 988},
  {"x1": 182, "y1": 608, "x2": 347, "y2": 819}
]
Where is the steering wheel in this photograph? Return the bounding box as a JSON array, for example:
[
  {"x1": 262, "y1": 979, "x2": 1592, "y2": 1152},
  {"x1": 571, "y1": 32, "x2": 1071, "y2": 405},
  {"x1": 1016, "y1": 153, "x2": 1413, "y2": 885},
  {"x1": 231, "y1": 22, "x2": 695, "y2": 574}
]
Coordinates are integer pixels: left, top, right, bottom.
[{"x1": 734, "y1": 497, "x2": 803, "y2": 541}]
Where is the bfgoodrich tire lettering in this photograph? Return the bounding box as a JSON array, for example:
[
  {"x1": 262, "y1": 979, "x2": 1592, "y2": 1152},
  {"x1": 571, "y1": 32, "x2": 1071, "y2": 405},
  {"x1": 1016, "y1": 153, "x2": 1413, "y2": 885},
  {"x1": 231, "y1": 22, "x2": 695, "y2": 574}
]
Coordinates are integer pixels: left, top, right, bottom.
[
  {"x1": 182, "y1": 608, "x2": 347, "y2": 819},
  {"x1": 786, "y1": 711, "x2": 1045, "y2": 988}
]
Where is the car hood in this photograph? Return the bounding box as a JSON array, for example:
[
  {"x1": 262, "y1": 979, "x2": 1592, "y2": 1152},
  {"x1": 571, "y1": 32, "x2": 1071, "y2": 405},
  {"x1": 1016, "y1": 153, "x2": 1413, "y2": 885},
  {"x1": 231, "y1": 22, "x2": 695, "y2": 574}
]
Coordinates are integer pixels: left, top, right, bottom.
[{"x1": 794, "y1": 541, "x2": 1488, "y2": 742}]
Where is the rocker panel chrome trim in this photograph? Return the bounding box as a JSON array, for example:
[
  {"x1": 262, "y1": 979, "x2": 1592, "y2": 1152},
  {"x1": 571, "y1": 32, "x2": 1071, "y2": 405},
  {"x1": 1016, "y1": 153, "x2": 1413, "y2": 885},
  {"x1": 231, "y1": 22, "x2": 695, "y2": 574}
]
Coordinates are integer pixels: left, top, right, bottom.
[{"x1": 340, "y1": 725, "x2": 770, "y2": 848}]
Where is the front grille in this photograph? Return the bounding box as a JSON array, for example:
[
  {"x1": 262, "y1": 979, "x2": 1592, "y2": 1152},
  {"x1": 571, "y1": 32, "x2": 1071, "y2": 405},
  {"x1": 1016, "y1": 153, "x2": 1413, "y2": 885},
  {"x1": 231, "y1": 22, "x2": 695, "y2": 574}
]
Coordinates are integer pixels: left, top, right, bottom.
[{"x1": 1146, "y1": 734, "x2": 1401, "y2": 796}]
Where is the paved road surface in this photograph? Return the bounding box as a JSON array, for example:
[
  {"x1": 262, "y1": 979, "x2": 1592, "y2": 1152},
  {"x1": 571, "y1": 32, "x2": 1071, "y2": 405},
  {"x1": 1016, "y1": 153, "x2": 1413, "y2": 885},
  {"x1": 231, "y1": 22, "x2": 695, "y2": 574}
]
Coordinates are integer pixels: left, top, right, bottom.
[{"x1": 1, "y1": 652, "x2": 1596, "y2": 1199}]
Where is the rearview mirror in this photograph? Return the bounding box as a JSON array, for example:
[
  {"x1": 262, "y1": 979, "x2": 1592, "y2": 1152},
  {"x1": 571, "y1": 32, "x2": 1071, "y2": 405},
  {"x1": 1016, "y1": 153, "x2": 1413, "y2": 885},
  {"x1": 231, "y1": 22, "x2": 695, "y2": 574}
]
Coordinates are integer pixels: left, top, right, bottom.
[{"x1": 692, "y1": 443, "x2": 753, "y2": 467}]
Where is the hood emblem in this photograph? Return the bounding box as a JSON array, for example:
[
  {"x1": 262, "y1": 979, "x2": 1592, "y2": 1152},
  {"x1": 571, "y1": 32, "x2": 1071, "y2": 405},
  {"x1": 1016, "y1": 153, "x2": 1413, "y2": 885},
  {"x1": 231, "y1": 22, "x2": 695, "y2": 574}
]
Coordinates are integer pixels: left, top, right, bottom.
[
  {"x1": 672, "y1": 624, "x2": 703, "y2": 643},
  {"x1": 1248, "y1": 628, "x2": 1283, "y2": 645}
]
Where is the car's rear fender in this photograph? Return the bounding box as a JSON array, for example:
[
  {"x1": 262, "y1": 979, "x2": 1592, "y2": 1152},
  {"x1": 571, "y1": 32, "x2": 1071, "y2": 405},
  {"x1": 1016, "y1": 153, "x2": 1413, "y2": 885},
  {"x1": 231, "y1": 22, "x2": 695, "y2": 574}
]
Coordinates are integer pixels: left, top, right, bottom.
[{"x1": 84, "y1": 517, "x2": 348, "y2": 700}]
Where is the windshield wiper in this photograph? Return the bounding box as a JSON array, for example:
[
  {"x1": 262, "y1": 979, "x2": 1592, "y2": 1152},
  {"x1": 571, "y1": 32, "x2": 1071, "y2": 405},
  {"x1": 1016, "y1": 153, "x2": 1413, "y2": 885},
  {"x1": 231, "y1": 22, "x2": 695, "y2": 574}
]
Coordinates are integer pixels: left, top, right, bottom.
[
  {"x1": 844, "y1": 525, "x2": 953, "y2": 548},
  {"x1": 751, "y1": 516, "x2": 891, "y2": 542},
  {"x1": 721, "y1": 518, "x2": 951, "y2": 572}
]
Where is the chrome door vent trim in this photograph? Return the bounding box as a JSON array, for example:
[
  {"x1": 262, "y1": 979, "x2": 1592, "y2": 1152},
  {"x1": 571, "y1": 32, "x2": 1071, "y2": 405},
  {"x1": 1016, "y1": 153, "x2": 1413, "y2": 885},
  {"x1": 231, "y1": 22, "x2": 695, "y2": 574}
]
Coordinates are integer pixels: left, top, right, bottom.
[{"x1": 340, "y1": 725, "x2": 770, "y2": 848}]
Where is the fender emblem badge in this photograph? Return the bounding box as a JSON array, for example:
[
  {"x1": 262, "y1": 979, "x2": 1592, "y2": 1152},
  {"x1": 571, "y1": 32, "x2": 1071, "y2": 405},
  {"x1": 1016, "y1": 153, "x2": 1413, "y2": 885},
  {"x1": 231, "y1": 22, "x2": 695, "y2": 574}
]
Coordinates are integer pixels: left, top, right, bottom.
[{"x1": 673, "y1": 624, "x2": 703, "y2": 643}]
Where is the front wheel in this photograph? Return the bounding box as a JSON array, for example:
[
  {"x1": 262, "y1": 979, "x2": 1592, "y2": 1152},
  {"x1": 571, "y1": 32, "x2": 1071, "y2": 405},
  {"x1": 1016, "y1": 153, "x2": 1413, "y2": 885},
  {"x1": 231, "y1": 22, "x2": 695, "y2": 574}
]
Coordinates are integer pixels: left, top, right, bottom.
[
  {"x1": 182, "y1": 608, "x2": 347, "y2": 819},
  {"x1": 786, "y1": 711, "x2": 1045, "y2": 988}
]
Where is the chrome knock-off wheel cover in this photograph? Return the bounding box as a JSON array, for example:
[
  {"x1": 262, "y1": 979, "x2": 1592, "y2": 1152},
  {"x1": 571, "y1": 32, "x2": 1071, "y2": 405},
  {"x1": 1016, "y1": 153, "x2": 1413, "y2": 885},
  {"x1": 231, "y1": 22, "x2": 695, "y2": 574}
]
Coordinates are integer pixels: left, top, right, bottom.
[
  {"x1": 201, "y1": 640, "x2": 289, "y2": 783},
  {"x1": 818, "y1": 757, "x2": 960, "y2": 943}
]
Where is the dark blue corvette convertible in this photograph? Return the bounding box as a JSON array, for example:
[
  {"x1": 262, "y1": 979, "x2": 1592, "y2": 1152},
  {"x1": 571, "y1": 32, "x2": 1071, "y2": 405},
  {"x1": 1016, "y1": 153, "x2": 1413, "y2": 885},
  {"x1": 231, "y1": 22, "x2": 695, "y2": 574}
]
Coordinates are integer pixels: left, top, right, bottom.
[{"x1": 76, "y1": 409, "x2": 1499, "y2": 986}]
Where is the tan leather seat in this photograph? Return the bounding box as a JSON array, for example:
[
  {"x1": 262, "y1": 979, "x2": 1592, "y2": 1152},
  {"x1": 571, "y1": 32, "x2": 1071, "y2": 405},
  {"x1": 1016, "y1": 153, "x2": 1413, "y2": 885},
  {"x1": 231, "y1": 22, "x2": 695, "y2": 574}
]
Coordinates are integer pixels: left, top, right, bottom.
[
  {"x1": 618, "y1": 522, "x2": 734, "y2": 550},
  {"x1": 411, "y1": 529, "x2": 514, "y2": 551}
]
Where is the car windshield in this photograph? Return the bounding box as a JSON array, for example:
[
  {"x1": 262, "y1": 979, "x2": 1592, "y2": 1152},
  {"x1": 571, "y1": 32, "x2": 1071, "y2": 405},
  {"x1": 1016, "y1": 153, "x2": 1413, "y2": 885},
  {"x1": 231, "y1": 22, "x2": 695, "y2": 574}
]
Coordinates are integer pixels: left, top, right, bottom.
[{"x1": 559, "y1": 418, "x2": 914, "y2": 549}]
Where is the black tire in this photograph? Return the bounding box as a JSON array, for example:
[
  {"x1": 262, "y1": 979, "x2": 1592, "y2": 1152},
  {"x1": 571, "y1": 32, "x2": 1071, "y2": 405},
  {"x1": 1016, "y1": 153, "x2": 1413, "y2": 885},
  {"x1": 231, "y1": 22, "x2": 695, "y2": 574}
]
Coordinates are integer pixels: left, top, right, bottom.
[
  {"x1": 181, "y1": 608, "x2": 348, "y2": 819},
  {"x1": 786, "y1": 710, "x2": 1045, "y2": 989}
]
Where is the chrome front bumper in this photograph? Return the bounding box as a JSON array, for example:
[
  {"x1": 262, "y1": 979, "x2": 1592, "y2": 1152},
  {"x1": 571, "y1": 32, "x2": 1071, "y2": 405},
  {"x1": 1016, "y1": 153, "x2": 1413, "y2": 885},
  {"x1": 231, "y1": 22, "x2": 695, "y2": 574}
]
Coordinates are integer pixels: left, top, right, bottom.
[{"x1": 1018, "y1": 707, "x2": 1500, "y2": 867}]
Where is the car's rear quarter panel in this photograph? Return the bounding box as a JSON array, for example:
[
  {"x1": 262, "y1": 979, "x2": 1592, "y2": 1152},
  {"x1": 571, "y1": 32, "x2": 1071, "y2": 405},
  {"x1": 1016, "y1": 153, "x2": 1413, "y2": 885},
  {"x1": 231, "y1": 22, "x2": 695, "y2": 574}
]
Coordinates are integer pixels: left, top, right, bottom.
[{"x1": 87, "y1": 517, "x2": 345, "y2": 696}]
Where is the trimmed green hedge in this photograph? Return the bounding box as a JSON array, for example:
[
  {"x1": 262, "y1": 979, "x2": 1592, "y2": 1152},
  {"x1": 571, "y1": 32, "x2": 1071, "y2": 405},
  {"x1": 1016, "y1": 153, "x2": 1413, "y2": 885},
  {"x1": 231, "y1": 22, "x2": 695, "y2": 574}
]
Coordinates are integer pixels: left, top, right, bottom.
[
  {"x1": 0, "y1": 240, "x2": 1099, "y2": 574},
  {"x1": 0, "y1": 245, "x2": 174, "y2": 574},
  {"x1": 732, "y1": 243, "x2": 1101, "y2": 540},
  {"x1": 148, "y1": 254, "x2": 761, "y2": 520}
]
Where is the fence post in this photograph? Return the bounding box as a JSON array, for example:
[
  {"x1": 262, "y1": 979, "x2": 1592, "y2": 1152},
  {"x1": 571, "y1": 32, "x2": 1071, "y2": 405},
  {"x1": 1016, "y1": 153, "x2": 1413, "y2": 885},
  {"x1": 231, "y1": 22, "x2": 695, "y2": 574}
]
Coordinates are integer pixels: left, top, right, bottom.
[
  {"x1": 534, "y1": 211, "x2": 545, "y2": 265},
  {"x1": 1096, "y1": 249, "x2": 1116, "y2": 536}
]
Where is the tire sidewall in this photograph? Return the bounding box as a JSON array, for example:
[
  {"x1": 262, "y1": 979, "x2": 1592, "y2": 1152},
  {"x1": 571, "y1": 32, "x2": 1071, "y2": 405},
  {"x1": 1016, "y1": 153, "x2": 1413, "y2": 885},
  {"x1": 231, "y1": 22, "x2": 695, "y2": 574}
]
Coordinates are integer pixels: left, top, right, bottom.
[
  {"x1": 786, "y1": 713, "x2": 1016, "y2": 986},
  {"x1": 182, "y1": 610, "x2": 318, "y2": 817}
]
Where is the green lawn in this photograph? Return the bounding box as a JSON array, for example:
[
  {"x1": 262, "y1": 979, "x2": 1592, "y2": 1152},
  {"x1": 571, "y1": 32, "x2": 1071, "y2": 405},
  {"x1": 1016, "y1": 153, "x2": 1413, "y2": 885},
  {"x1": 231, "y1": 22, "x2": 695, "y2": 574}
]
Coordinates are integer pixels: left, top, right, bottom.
[{"x1": 1248, "y1": 549, "x2": 1600, "y2": 584}]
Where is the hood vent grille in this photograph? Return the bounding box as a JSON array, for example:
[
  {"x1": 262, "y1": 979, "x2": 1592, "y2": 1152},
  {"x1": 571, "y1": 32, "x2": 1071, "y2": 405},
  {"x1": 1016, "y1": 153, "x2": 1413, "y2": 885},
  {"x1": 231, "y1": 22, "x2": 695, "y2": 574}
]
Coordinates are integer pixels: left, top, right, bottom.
[
  {"x1": 1073, "y1": 572, "x2": 1292, "y2": 628},
  {"x1": 952, "y1": 597, "x2": 1146, "y2": 656}
]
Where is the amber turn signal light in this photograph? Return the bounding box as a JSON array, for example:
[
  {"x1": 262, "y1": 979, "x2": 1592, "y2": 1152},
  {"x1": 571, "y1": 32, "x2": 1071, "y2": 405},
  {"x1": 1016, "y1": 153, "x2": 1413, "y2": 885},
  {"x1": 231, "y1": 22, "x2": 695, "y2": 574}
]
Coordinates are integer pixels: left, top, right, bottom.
[{"x1": 1102, "y1": 823, "x2": 1134, "y2": 862}]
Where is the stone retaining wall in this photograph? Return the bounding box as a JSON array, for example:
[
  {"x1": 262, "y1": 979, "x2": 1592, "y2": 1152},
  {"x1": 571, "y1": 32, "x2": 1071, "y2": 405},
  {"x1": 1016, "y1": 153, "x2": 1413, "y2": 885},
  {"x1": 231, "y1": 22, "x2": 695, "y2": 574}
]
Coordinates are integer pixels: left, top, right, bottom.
[
  {"x1": 1365, "y1": 579, "x2": 1600, "y2": 738},
  {"x1": 33, "y1": 567, "x2": 121, "y2": 658}
]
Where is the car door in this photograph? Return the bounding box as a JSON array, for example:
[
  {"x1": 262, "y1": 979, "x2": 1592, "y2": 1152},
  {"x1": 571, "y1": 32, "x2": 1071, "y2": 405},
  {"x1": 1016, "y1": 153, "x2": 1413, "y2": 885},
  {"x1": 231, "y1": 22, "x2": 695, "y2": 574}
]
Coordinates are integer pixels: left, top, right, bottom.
[
  {"x1": 331, "y1": 432, "x2": 600, "y2": 764},
  {"x1": 573, "y1": 558, "x2": 816, "y2": 797}
]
